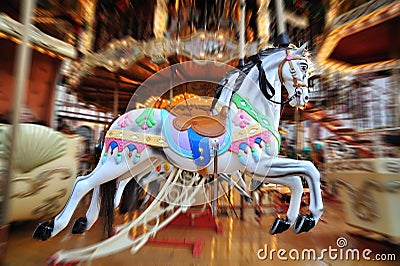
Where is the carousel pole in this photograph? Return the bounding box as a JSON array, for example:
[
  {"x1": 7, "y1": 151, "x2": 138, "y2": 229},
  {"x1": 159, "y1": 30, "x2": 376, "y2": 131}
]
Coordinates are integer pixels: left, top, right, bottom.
[
  {"x1": 274, "y1": 0, "x2": 289, "y2": 47},
  {"x1": 256, "y1": 0, "x2": 271, "y2": 50},
  {"x1": 169, "y1": 69, "x2": 175, "y2": 106},
  {"x1": 238, "y1": 0, "x2": 246, "y2": 68},
  {"x1": 295, "y1": 106, "x2": 298, "y2": 154},
  {"x1": 239, "y1": 0, "x2": 246, "y2": 220},
  {"x1": 1, "y1": 0, "x2": 36, "y2": 259},
  {"x1": 113, "y1": 75, "x2": 120, "y2": 117}
]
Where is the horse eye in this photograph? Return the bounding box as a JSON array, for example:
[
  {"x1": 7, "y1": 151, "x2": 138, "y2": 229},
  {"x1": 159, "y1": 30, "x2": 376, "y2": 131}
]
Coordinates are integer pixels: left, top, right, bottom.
[{"x1": 300, "y1": 64, "x2": 308, "y2": 72}]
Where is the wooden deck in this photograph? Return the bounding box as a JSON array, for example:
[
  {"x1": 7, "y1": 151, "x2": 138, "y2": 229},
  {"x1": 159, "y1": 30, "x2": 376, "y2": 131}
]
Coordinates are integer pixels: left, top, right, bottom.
[{"x1": 2, "y1": 200, "x2": 399, "y2": 265}]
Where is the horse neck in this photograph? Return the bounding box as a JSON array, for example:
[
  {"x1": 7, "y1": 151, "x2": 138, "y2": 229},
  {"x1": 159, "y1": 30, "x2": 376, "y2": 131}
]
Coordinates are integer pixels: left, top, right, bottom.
[{"x1": 229, "y1": 58, "x2": 283, "y2": 131}]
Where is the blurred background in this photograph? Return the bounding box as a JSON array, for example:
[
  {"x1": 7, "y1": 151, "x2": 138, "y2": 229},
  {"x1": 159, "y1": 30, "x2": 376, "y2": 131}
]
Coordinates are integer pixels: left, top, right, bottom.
[{"x1": 0, "y1": 0, "x2": 399, "y2": 264}]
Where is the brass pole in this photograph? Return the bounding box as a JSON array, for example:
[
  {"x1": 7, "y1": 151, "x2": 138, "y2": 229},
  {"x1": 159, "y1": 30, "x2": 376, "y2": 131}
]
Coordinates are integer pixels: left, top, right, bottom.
[
  {"x1": 1, "y1": 0, "x2": 36, "y2": 225},
  {"x1": 113, "y1": 75, "x2": 120, "y2": 117},
  {"x1": 239, "y1": 0, "x2": 246, "y2": 66},
  {"x1": 1, "y1": 1, "x2": 36, "y2": 262},
  {"x1": 274, "y1": 0, "x2": 286, "y2": 35}
]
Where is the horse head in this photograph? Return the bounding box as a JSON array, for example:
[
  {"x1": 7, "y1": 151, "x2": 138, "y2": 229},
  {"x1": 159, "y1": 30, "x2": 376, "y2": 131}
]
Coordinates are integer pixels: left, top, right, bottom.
[{"x1": 277, "y1": 43, "x2": 310, "y2": 107}]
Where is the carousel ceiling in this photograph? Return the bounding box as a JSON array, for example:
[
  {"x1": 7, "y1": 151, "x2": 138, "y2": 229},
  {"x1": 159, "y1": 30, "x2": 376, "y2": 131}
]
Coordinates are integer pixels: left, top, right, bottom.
[
  {"x1": 61, "y1": 0, "x2": 262, "y2": 115},
  {"x1": 0, "y1": 0, "x2": 317, "y2": 120}
]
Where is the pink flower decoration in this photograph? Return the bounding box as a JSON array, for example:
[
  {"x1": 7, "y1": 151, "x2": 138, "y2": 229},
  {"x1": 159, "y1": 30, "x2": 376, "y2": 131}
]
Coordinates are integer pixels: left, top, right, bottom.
[
  {"x1": 233, "y1": 110, "x2": 252, "y2": 128},
  {"x1": 117, "y1": 113, "x2": 135, "y2": 128}
]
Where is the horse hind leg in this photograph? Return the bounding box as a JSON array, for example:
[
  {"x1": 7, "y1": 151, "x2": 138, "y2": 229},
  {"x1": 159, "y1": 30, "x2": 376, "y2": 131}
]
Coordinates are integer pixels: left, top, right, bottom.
[
  {"x1": 71, "y1": 173, "x2": 134, "y2": 235},
  {"x1": 33, "y1": 156, "x2": 132, "y2": 241},
  {"x1": 33, "y1": 173, "x2": 95, "y2": 241},
  {"x1": 265, "y1": 176, "x2": 303, "y2": 235},
  {"x1": 71, "y1": 185, "x2": 100, "y2": 234}
]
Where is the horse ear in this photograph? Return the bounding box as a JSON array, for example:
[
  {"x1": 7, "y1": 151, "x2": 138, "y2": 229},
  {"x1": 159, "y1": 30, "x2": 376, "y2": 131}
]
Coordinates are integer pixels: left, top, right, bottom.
[{"x1": 295, "y1": 42, "x2": 308, "y2": 55}]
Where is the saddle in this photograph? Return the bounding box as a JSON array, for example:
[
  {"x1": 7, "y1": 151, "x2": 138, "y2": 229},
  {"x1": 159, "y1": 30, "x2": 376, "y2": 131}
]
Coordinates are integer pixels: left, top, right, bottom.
[{"x1": 166, "y1": 105, "x2": 229, "y2": 138}]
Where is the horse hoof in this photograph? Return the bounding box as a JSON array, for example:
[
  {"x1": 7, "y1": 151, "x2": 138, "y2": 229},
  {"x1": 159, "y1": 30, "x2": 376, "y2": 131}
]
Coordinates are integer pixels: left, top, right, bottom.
[
  {"x1": 33, "y1": 221, "x2": 54, "y2": 241},
  {"x1": 72, "y1": 217, "x2": 88, "y2": 234},
  {"x1": 293, "y1": 214, "x2": 315, "y2": 234},
  {"x1": 269, "y1": 217, "x2": 291, "y2": 235}
]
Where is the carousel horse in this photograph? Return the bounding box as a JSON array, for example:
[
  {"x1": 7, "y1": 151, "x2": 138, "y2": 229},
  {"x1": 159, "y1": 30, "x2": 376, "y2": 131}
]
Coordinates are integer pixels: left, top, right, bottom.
[{"x1": 33, "y1": 43, "x2": 323, "y2": 262}]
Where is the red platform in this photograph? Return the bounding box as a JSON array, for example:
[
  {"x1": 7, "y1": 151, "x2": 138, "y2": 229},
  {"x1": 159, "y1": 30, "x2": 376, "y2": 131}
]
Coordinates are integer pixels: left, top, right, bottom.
[
  {"x1": 144, "y1": 208, "x2": 221, "y2": 257},
  {"x1": 147, "y1": 237, "x2": 204, "y2": 257},
  {"x1": 167, "y1": 208, "x2": 223, "y2": 234}
]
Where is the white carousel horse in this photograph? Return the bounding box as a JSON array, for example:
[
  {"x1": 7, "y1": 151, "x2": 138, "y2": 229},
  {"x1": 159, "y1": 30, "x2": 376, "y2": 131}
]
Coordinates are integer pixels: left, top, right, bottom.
[{"x1": 33, "y1": 44, "x2": 323, "y2": 262}]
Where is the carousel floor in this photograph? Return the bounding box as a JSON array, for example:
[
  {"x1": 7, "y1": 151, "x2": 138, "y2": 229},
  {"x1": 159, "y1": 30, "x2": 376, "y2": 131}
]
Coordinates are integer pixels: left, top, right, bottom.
[{"x1": 2, "y1": 200, "x2": 399, "y2": 266}]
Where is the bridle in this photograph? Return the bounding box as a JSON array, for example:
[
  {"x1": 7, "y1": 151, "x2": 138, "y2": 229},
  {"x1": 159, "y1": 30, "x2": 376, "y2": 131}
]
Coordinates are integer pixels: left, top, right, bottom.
[{"x1": 252, "y1": 49, "x2": 309, "y2": 105}]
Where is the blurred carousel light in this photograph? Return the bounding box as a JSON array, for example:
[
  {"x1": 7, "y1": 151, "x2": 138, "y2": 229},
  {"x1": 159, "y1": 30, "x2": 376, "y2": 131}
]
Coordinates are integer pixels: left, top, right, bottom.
[
  {"x1": 119, "y1": 57, "x2": 127, "y2": 65},
  {"x1": 256, "y1": 0, "x2": 270, "y2": 50},
  {"x1": 153, "y1": 0, "x2": 168, "y2": 39}
]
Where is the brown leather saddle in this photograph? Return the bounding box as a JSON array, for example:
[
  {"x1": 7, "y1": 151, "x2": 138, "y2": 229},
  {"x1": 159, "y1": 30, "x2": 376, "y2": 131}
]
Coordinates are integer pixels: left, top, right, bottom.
[{"x1": 167, "y1": 105, "x2": 229, "y2": 138}]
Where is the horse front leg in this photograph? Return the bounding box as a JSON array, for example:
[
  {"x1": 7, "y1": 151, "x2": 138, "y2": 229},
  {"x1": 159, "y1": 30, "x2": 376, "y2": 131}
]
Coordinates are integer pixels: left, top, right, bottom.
[
  {"x1": 249, "y1": 156, "x2": 323, "y2": 234},
  {"x1": 264, "y1": 176, "x2": 303, "y2": 234},
  {"x1": 292, "y1": 160, "x2": 324, "y2": 233},
  {"x1": 271, "y1": 158, "x2": 323, "y2": 233}
]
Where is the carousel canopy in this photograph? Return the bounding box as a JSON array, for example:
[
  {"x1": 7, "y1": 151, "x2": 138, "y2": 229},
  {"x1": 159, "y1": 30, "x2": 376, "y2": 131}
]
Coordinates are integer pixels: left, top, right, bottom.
[
  {"x1": 61, "y1": 0, "x2": 315, "y2": 117},
  {"x1": 317, "y1": 0, "x2": 400, "y2": 74}
]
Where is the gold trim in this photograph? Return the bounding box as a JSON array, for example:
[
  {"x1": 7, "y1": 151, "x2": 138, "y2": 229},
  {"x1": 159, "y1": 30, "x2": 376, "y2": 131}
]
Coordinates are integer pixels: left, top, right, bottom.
[
  {"x1": 232, "y1": 124, "x2": 269, "y2": 142},
  {"x1": 106, "y1": 130, "x2": 168, "y2": 148},
  {"x1": 107, "y1": 125, "x2": 269, "y2": 148}
]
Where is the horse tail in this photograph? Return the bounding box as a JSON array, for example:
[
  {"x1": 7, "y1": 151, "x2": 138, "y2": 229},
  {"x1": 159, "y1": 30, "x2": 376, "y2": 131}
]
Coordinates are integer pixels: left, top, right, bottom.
[
  {"x1": 98, "y1": 115, "x2": 120, "y2": 239},
  {"x1": 119, "y1": 177, "x2": 143, "y2": 214},
  {"x1": 99, "y1": 179, "x2": 117, "y2": 239}
]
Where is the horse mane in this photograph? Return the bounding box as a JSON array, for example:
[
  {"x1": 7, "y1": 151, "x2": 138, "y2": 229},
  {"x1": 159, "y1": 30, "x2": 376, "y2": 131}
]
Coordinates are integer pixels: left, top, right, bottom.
[{"x1": 211, "y1": 47, "x2": 287, "y2": 111}]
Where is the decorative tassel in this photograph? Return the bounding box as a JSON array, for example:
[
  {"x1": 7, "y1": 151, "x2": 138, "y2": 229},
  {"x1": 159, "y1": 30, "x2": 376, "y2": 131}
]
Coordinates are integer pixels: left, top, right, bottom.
[
  {"x1": 134, "y1": 153, "x2": 141, "y2": 164},
  {"x1": 101, "y1": 153, "x2": 108, "y2": 164},
  {"x1": 238, "y1": 152, "x2": 246, "y2": 165},
  {"x1": 251, "y1": 147, "x2": 259, "y2": 162},
  {"x1": 116, "y1": 152, "x2": 122, "y2": 164},
  {"x1": 265, "y1": 143, "x2": 271, "y2": 155}
]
